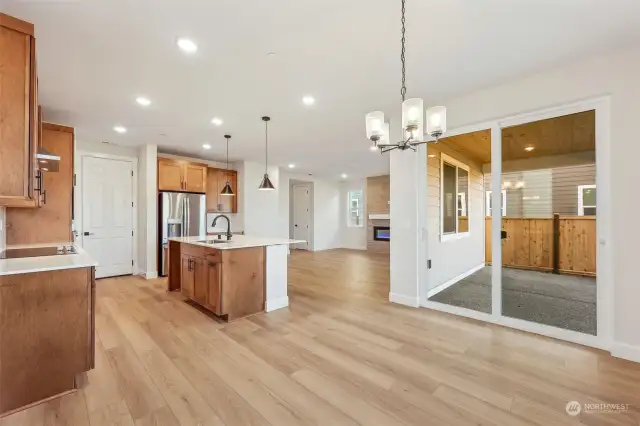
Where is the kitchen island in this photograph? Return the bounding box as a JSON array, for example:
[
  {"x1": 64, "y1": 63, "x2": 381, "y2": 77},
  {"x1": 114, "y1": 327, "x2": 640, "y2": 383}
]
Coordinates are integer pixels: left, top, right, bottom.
[{"x1": 168, "y1": 235, "x2": 303, "y2": 321}]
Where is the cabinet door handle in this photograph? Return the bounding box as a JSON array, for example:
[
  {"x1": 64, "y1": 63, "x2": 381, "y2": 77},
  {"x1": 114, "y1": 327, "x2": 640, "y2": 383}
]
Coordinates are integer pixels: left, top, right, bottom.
[{"x1": 41, "y1": 189, "x2": 47, "y2": 205}]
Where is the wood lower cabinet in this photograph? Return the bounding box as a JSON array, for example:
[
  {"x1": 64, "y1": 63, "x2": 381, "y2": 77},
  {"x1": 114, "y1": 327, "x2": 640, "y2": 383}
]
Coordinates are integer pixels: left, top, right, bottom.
[
  {"x1": 0, "y1": 14, "x2": 39, "y2": 208},
  {"x1": 170, "y1": 243, "x2": 263, "y2": 321},
  {"x1": 6, "y1": 123, "x2": 74, "y2": 245},
  {"x1": 0, "y1": 266, "x2": 95, "y2": 415},
  {"x1": 157, "y1": 158, "x2": 207, "y2": 193},
  {"x1": 206, "y1": 167, "x2": 237, "y2": 213}
]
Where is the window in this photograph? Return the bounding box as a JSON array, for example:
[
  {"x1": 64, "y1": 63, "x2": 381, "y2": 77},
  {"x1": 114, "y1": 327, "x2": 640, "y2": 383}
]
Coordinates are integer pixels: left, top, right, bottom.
[
  {"x1": 578, "y1": 185, "x2": 596, "y2": 216},
  {"x1": 441, "y1": 153, "x2": 470, "y2": 239},
  {"x1": 347, "y1": 189, "x2": 364, "y2": 227},
  {"x1": 485, "y1": 190, "x2": 507, "y2": 216}
]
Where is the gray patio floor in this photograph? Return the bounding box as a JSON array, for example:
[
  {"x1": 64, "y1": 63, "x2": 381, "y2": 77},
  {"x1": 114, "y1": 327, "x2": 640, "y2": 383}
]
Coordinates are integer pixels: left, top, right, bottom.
[{"x1": 428, "y1": 266, "x2": 597, "y2": 335}]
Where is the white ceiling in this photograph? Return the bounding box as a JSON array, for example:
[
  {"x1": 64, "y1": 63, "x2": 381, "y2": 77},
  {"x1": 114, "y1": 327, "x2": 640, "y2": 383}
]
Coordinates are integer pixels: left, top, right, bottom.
[{"x1": 4, "y1": 0, "x2": 640, "y2": 179}]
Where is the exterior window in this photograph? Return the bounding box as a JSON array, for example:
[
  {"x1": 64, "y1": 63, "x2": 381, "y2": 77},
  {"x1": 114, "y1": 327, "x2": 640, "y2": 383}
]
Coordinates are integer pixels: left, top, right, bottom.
[
  {"x1": 347, "y1": 189, "x2": 364, "y2": 227},
  {"x1": 486, "y1": 190, "x2": 507, "y2": 216},
  {"x1": 578, "y1": 185, "x2": 596, "y2": 216},
  {"x1": 441, "y1": 153, "x2": 470, "y2": 239}
]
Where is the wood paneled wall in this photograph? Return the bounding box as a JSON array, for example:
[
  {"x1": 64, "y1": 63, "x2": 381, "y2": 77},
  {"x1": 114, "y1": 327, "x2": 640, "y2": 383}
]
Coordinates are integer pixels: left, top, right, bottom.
[
  {"x1": 366, "y1": 175, "x2": 389, "y2": 214},
  {"x1": 485, "y1": 216, "x2": 596, "y2": 276}
]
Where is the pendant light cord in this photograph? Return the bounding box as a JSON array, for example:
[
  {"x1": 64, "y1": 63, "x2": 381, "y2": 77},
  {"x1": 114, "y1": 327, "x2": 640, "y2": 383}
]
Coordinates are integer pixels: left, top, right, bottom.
[
  {"x1": 264, "y1": 119, "x2": 269, "y2": 174},
  {"x1": 226, "y1": 137, "x2": 229, "y2": 181},
  {"x1": 400, "y1": 0, "x2": 406, "y2": 102}
]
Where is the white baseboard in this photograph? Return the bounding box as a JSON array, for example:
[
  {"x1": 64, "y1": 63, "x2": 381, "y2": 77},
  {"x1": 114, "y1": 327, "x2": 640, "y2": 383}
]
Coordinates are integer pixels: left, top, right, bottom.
[
  {"x1": 389, "y1": 292, "x2": 420, "y2": 308},
  {"x1": 426, "y1": 263, "x2": 485, "y2": 298},
  {"x1": 266, "y1": 296, "x2": 289, "y2": 312},
  {"x1": 144, "y1": 271, "x2": 158, "y2": 280},
  {"x1": 611, "y1": 342, "x2": 640, "y2": 363}
]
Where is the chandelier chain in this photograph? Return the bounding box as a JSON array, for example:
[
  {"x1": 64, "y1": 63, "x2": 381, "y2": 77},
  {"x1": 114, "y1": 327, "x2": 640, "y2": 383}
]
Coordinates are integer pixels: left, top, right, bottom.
[{"x1": 400, "y1": 0, "x2": 406, "y2": 102}]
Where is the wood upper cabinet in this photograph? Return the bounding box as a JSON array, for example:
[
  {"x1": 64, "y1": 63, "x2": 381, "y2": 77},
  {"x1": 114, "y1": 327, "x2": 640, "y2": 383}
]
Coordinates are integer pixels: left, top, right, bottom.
[
  {"x1": 0, "y1": 14, "x2": 39, "y2": 207},
  {"x1": 6, "y1": 123, "x2": 74, "y2": 245},
  {"x1": 158, "y1": 159, "x2": 184, "y2": 192},
  {"x1": 206, "y1": 168, "x2": 237, "y2": 213},
  {"x1": 184, "y1": 163, "x2": 207, "y2": 193},
  {"x1": 157, "y1": 158, "x2": 207, "y2": 193}
]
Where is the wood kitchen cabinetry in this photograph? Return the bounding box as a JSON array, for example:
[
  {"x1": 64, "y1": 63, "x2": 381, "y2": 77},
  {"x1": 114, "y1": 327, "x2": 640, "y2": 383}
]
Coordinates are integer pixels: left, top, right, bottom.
[
  {"x1": 6, "y1": 123, "x2": 74, "y2": 245},
  {"x1": 0, "y1": 14, "x2": 41, "y2": 208},
  {"x1": 0, "y1": 267, "x2": 95, "y2": 415},
  {"x1": 206, "y1": 167, "x2": 238, "y2": 213},
  {"x1": 157, "y1": 158, "x2": 207, "y2": 193},
  {"x1": 170, "y1": 242, "x2": 263, "y2": 321}
]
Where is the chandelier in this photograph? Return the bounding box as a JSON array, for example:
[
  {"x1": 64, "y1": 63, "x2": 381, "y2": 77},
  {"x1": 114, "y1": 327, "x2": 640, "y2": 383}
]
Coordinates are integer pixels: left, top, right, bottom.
[{"x1": 366, "y1": 0, "x2": 447, "y2": 153}]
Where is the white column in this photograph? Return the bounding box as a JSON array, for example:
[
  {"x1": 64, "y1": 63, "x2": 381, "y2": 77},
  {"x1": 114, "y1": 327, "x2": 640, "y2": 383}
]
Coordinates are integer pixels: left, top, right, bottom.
[{"x1": 265, "y1": 244, "x2": 289, "y2": 311}]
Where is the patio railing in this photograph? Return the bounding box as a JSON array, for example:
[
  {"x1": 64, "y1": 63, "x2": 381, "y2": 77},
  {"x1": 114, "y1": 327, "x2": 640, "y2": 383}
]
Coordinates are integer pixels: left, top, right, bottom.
[{"x1": 485, "y1": 215, "x2": 596, "y2": 277}]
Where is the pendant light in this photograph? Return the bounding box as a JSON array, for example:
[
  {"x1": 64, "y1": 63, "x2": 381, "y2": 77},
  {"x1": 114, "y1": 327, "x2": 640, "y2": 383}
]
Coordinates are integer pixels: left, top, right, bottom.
[
  {"x1": 365, "y1": 0, "x2": 447, "y2": 153},
  {"x1": 258, "y1": 116, "x2": 275, "y2": 190},
  {"x1": 220, "y1": 134, "x2": 234, "y2": 196}
]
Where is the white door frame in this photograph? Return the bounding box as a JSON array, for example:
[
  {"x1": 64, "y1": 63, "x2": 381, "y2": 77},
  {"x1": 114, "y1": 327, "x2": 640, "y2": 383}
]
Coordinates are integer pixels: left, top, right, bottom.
[
  {"x1": 420, "y1": 95, "x2": 612, "y2": 352},
  {"x1": 74, "y1": 150, "x2": 139, "y2": 275},
  {"x1": 292, "y1": 183, "x2": 312, "y2": 250}
]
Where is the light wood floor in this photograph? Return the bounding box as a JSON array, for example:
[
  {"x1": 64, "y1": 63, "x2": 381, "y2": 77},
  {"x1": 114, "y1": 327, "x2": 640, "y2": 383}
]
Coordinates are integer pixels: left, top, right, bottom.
[{"x1": 2, "y1": 249, "x2": 639, "y2": 426}]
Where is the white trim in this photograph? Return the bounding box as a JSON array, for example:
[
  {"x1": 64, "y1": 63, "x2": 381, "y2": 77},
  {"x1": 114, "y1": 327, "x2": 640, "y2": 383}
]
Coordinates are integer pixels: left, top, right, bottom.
[
  {"x1": 266, "y1": 296, "x2": 289, "y2": 312},
  {"x1": 426, "y1": 263, "x2": 484, "y2": 298},
  {"x1": 577, "y1": 184, "x2": 596, "y2": 216},
  {"x1": 420, "y1": 95, "x2": 612, "y2": 353},
  {"x1": 611, "y1": 342, "x2": 640, "y2": 363},
  {"x1": 75, "y1": 150, "x2": 139, "y2": 276},
  {"x1": 143, "y1": 271, "x2": 158, "y2": 280},
  {"x1": 368, "y1": 213, "x2": 390, "y2": 220},
  {"x1": 389, "y1": 292, "x2": 420, "y2": 308},
  {"x1": 485, "y1": 190, "x2": 507, "y2": 217}
]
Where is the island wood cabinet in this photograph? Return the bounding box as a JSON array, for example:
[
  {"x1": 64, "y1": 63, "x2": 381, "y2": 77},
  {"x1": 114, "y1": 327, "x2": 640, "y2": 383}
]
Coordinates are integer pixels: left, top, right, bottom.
[
  {"x1": 0, "y1": 266, "x2": 95, "y2": 415},
  {"x1": 157, "y1": 158, "x2": 207, "y2": 193},
  {"x1": 206, "y1": 167, "x2": 238, "y2": 213},
  {"x1": 0, "y1": 14, "x2": 41, "y2": 208},
  {"x1": 169, "y1": 242, "x2": 263, "y2": 321}
]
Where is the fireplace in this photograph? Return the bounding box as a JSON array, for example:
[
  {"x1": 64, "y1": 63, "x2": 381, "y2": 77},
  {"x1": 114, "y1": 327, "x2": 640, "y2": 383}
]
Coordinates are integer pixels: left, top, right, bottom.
[{"x1": 373, "y1": 226, "x2": 390, "y2": 242}]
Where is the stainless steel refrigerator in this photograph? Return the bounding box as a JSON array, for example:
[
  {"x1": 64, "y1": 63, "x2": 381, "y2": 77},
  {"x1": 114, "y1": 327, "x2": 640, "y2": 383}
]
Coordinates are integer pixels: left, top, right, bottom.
[{"x1": 158, "y1": 192, "x2": 206, "y2": 276}]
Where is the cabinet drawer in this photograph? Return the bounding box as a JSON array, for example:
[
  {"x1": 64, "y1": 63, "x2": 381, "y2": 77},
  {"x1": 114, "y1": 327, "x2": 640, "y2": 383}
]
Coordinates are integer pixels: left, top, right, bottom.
[
  {"x1": 205, "y1": 249, "x2": 222, "y2": 264},
  {"x1": 181, "y1": 244, "x2": 206, "y2": 259}
]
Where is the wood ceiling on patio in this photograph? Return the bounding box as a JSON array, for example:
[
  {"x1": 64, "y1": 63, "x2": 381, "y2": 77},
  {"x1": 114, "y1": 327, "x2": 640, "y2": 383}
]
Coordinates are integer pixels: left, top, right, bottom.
[{"x1": 437, "y1": 110, "x2": 595, "y2": 165}]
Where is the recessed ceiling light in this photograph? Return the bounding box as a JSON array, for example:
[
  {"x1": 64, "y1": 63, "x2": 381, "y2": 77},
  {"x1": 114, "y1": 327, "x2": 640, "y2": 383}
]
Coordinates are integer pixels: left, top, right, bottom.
[
  {"x1": 524, "y1": 146, "x2": 535, "y2": 152},
  {"x1": 302, "y1": 96, "x2": 315, "y2": 106},
  {"x1": 267, "y1": 52, "x2": 277, "y2": 58},
  {"x1": 288, "y1": 164, "x2": 295, "y2": 168},
  {"x1": 428, "y1": 154, "x2": 436, "y2": 158},
  {"x1": 341, "y1": 173, "x2": 348, "y2": 179},
  {"x1": 177, "y1": 38, "x2": 198, "y2": 53},
  {"x1": 202, "y1": 144, "x2": 211, "y2": 150},
  {"x1": 211, "y1": 117, "x2": 223, "y2": 126},
  {"x1": 113, "y1": 126, "x2": 127, "y2": 134},
  {"x1": 136, "y1": 97, "x2": 151, "y2": 107}
]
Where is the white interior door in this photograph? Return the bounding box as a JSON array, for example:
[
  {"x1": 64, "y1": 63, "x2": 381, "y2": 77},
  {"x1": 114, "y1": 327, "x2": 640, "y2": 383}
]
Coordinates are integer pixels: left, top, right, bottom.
[
  {"x1": 292, "y1": 185, "x2": 310, "y2": 250},
  {"x1": 82, "y1": 156, "x2": 134, "y2": 278}
]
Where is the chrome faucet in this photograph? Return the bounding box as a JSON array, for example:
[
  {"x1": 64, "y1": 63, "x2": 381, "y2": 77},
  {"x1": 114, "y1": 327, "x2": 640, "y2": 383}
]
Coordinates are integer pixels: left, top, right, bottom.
[{"x1": 212, "y1": 215, "x2": 232, "y2": 240}]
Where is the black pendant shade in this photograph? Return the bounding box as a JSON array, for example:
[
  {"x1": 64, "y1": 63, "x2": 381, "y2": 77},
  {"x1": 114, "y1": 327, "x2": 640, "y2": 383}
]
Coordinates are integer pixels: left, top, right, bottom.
[
  {"x1": 258, "y1": 173, "x2": 275, "y2": 190},
  {"x1": 259, "y1": 116, "x2": 276, "y2": 190},
  {"x1": 220, "y1": 134, "x2": 235, "y2": 196}
]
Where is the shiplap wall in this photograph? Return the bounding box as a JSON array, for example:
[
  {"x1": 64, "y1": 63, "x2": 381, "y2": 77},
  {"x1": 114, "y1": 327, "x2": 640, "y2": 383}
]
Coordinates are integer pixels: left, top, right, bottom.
[
  {"x1": 366, "y1": 175, "x2": 390, "y2": 253},
  {"x1": 484, "y1": 163, "x2": 595, "y2": 217},
  {"x1": 426, "y1": 145, "x2": 485, "y2": 290}
]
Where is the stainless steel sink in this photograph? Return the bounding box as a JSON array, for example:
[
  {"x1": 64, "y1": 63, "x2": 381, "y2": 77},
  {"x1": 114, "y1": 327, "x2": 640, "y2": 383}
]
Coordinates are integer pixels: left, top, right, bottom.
[{"x1": 196, "y1": 239, "x2": 230, "y2": 245}]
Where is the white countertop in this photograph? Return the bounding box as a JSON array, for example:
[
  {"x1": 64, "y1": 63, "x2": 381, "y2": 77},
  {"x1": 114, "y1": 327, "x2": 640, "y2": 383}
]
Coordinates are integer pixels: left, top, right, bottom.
[
  {"x1": 0, "y1": 242, "x2": 98, "y2": 277},
  {"x1": 169, "y1": 235, "x2": 305, "y2": 250}
]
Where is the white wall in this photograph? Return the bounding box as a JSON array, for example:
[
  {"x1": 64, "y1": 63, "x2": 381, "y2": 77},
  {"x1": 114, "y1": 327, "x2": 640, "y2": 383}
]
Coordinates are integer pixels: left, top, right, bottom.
[
  {"x1": 340, "y1": 179, "x2": 367, "y2": 250},
  {"x1": 280, "y1": 172, "x2": 342, "y2": 251},
  {"x1": 240, "y1": 161, "x2": 282, "y2": 238},
  {"x1": 138, "y1": 144, "x2": 157, "y2": 277},
  {"x1": 391, "y1": 46, "x2": 640, "y2": 361},
  {"x1": 0, "y1": 207, "x2": 5, "y2": 250},
  {"x1": 77, "y1": 140, "x2": 138, "y2": 158}
]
